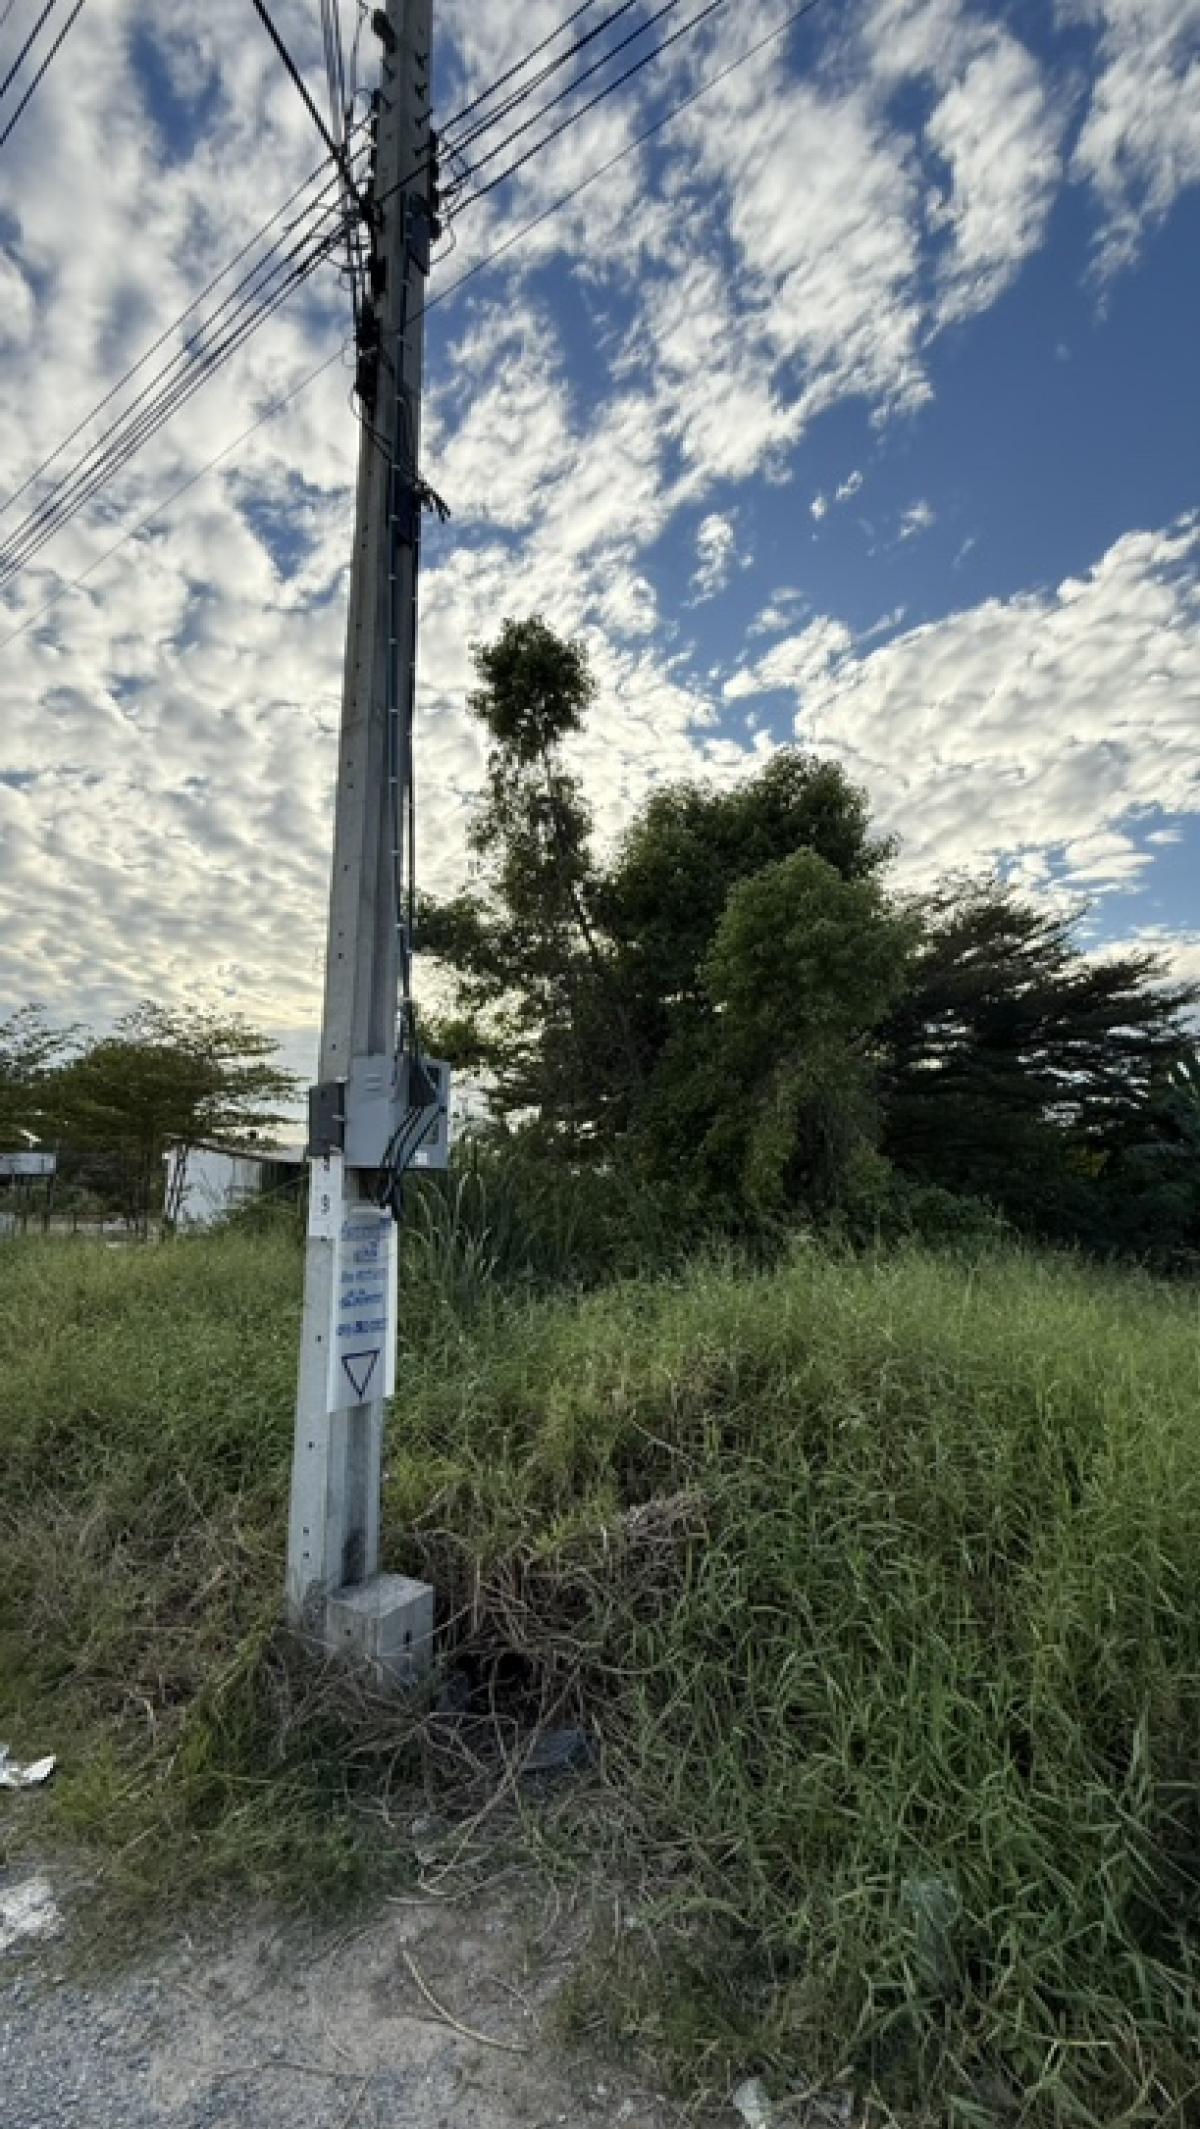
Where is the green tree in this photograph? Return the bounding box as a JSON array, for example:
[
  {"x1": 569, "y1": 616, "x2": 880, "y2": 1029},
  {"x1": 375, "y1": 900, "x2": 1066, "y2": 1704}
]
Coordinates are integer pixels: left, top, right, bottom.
[
  {"x1": 1092, "y1": 1047, "x2": 1200, "y2": 1265},
  {"x1": 424, "y1": 619, "x2": 1200, "y2": 1257},
  {"x1": 421, "y1": 619, "x2": 901, "y2": 1227},
  {"x1": 644, "y1": 852, "x2": 915, "y2": 1216},
  {"x1": 603, "y1": 752, "x2": 895, "y2": 1147},
  {"x1": 881, "y1": 880, "x2": 1198, "y2": 1239},
  {"x1": 0, "y1": 1006, "x2": 78, "y2": 1148},
  {"x1": 419, "y1": 616, "x2": 639, "y2": 1140},
  {"x1": 55, "y1": 1003, "x2": 298, "y2": 1231}
]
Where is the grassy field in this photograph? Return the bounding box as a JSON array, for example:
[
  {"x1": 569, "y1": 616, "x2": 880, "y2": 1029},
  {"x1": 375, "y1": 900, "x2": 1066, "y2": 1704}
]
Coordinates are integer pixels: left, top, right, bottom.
[{"x1": 2, "y1": 1223, "x2": 1200, "y2": 2123}]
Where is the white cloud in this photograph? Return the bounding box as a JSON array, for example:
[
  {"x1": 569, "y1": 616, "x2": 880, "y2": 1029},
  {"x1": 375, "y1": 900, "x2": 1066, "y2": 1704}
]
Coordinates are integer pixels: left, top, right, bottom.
[
  {"x1": 1060, "y1": 829, "x2": 1146, "y2": 885},
  {"x1": 0, "y1": 0, "x2": 1194, "y2": 1049},
  {"x1": 747, "y1": 588, "x2": 809, "y2": 641},
  {"x1": 725, "y1": 618, "x2": 855, "y2": 702},
  {"x1": 814, "y1": 473, "x2": 864, "y2": 523},
  {"x1": 787, "y1": 518, "x2": 1200, "y2": 891},
  {"x1": 924, "y1": 31, "x2": 1065, "y2": 324},
  {"x1": 1062, "y1": 0, "x2": 1200, "y2": 276},
  {"x1": 899, "y1": 499, "x2": 937, "y2": 540},
  {"x1": 864, "y1": 2, "x2": 1065, "y2": 322},
  {"x1": 690, "y1": 513, "x2": 738, "y2": 603}
]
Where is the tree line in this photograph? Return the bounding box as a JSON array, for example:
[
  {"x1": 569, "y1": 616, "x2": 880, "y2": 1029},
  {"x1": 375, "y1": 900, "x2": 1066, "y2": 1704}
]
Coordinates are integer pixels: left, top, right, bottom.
[
  {"x1": 7, "y1": 616, "x2": 1197, "y2": 1264},
  {"x1": 418, "y1": 616, "x2": 1200, "y2": 1267},
  {"x1": 0, "y1": 1003, "x2": 297, "y2": 1230}
]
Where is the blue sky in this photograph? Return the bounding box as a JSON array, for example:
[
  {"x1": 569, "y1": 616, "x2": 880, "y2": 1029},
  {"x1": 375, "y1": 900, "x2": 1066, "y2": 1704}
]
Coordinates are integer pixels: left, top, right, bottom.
[{"x1": 1, "y1": 0, "x2": 1198, "y2": 1077}]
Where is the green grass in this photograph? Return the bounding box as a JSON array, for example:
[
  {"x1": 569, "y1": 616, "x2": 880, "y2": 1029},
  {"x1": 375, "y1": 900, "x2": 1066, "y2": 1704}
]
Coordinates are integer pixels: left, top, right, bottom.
[{"x1": 3, "y1": 1226, "x2": 1200, "y2": 2123}]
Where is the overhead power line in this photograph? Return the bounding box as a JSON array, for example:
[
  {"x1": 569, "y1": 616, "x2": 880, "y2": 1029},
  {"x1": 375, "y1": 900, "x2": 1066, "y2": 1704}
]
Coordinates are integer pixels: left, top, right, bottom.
[
  {"x1": 0, "y1": 157, "x2": 366, "y2": 585},
  {"x1": 448, "y1": 0, "x2": 733, "y2": 211},
  {"x1": 0, "y1": 0, "x2": 725, "y2": 583},
  {"x1": 445, "y1": 0, "x2": 643, "y2": 161},
  {"x1": 319, "y1": 0, "x2": 347, "y2": 150},
  {"x1": 447, "y1": 0, "x2": 687, "y2": 178},
  {"x1": 0, "y1": 0, "x2": 55, "y2": 103},
  {"x1": 0, "y1": 0, "x2": 86, "y2": 151},
  {"x1": 443, "y1": 0, "x2": 603, "y2": 133},
  {"x1": 248, "y1": 0, "x2": 362, "y2": 211},
  {"x1": 0, "y1": 0, "x2": 651, "y2": 584},
  {"x1": 1, "y1": 134, "x2": 365, "y2": 523},
  {"x1": 0, "y1": 4, "x2": 641, "y2": 575},
  {"x1": 0, "y1": 0, "x2": 825, "y2": 655}
]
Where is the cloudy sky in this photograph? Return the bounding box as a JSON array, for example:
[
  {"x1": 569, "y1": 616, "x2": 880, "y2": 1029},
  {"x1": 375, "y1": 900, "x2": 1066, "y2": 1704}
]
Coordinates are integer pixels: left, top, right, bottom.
[{"x1": 1, "y1": 0, "x2": 1198, "y2": 1083}]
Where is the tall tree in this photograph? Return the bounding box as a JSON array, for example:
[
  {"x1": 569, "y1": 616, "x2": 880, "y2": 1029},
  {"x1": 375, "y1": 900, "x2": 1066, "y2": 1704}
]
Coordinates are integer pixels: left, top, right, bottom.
[
  {"x1": 1090, "y1": 1047, "x2": 1200, "y2": 1264},
  {"x1": 642, "y1": 851, "x2": 915, "y2": 1216},
  {"x1": 881, "y1": 880, "x2": 1198, "y2": 1235},
  {"x1": 421, "y1": 619, "x2": 899, "y2": 1215},
  {"x1": 419, "y1": 616, "x2": 638, "y2": 1139},
  {"x1": 603, "y1": 752, "x2": 894, "y2": 1135},
  {"x1": 424, "y1": 619, "x2": 1200, "y2": 1255}
]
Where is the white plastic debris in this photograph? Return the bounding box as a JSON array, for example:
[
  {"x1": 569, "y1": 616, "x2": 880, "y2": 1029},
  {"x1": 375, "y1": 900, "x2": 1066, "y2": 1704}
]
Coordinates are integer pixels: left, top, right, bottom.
[
  {"x1": 0, "y1": 1876, "x2": 62, "y2": 1955},
  {"x1": 0, "y1": 1744, "x2": 56, "y2": 1789},
  {"x1": 733, "y1": 2077, "x2": 774, "y2": 2128}
]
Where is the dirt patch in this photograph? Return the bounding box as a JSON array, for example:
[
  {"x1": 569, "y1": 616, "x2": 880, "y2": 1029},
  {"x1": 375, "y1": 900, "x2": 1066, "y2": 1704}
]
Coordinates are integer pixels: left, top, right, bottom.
[{"x1": 1, "y1": 1864, "x2": 711, "y2": 2128}]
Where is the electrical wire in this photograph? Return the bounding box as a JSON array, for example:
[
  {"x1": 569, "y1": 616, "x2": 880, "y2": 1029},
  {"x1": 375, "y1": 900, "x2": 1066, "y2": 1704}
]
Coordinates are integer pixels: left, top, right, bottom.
[
  {"x1": 0, "y1": 0, "x2": 54, "y2": 103},
  {"x1": 442, "y1": 0, "x2": 602, "y2": 133},
  {"x1": 373, "y1": 0, "x2": 720, "y2": 226},
  {"x1": 0, "y1": 0, "x2": 736, "y2": 586},
  {"x1": 445, "y1": 0, "x2": 643, "y2": 162},
  {"x1": 347, "y1": 0, "x2": 369, "y2": 113},
  {"x1": 0, "y1": 156, "x2": 366, "y2": 582},
  {"x1": 1, "y1": 130, "x2": 366, "y2": 523},
  {"x1": 1, "y1": 0, "x2": 709, "y2": 529},
  {"x1": 447, "y1": 0, "x2": 729, "y2": 206},
  {"x1": 349, "y1": 0, "x2": 653, "y2": 221},
  {"x1": 0, "y1": 0, "x2": 825, "y2": 642},
  {"x1": 248, "y1": 0, "x2": 363, "y2": 215},
  {"x1": 320, "y1": 0, "x2": 346, "y2": 149},
  {"x1": 0, "y1": 178, "x2": 362, "y2": 584},
  {"x1": 0, "y1": 0, "x2": 85, "y2": 150}
]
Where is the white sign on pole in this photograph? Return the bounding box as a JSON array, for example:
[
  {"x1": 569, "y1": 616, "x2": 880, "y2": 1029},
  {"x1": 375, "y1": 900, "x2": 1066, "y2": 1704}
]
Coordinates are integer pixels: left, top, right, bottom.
[
  {"x1": 307, "y1": 1152, "x2": 345, "y2": 1241},
  {"x1": 328, "y1": 1207, "x2": 397, "y2": 1414}
]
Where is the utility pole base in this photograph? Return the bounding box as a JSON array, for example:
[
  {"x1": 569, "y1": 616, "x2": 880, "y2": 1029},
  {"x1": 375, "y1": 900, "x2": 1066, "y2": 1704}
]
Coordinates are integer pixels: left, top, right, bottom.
[{"x1": 325, "y1": 1572, "x2": 435, "y2": 1687}]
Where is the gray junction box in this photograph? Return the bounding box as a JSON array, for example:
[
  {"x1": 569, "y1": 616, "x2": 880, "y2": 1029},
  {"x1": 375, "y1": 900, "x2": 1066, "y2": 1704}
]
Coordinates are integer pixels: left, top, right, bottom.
[{"x1": 308, "y1": 1054, "x2": 451, "y2": 1173}]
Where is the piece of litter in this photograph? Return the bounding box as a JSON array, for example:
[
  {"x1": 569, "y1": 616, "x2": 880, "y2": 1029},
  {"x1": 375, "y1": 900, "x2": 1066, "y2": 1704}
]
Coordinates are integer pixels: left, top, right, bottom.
[
  {"x1": 900, "y1": 1871, "x2": 961, "y2": 1995},
  {"x1": 0, "y1": 1745, "x2": 57, "y2": 1790},
  {"x1": 519, "y1": 1727, "x2": 595, "y2": 1778},
  {"x1": 733, "y1": 2076, "x2": 774, "y2": 2128},
  {"x1": 0, "y1": 1877, "x2": 62, "y2": 1955}
]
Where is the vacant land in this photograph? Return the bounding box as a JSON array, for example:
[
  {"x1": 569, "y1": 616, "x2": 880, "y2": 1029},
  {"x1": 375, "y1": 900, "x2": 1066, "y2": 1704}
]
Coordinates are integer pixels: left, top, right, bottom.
[{"x1": 3, "y1": 1228, "x2": 1200, "y2": 2123}]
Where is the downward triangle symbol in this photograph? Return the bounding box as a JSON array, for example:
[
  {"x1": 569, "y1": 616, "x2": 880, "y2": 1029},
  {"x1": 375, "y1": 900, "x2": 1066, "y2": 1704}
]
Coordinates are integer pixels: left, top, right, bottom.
[{"x1": 341, "y1": 1350, "x2": 380, "y2": 1400}]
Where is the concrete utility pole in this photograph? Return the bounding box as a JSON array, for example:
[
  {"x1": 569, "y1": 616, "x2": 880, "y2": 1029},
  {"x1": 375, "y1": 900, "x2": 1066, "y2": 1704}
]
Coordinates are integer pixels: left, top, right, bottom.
[{"x1": 286, "y1": 0, "x2": 442, "y2": 1683}]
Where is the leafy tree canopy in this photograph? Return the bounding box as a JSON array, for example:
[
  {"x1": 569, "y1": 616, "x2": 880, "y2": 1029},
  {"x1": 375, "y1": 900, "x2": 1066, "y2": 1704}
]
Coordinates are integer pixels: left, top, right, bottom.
[
  {"x1": 49, "y1": 1003, "x2": 297, "y2": 1226},
  {"x1": 0, "y1": 1006, "x2": 79, "y2": 1148},
  {"x1": 881, "y1": 879, "x2": 1197, "y2": 1235},
  {"x1": 423, "y1": 619, "x2": 1200, "y2": 1256}
]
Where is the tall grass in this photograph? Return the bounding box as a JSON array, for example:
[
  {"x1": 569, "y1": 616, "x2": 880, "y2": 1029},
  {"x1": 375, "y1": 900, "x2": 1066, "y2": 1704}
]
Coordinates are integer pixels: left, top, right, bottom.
[{"x1": 2, "y1": 1225, "x2": 1200, "y2": 2122}]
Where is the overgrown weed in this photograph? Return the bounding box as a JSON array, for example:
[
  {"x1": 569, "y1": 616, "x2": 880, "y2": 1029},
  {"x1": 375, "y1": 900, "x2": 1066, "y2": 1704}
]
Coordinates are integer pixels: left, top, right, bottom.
[{"x1": 3, "y1": 1227, "x2": 1200, "y2": 2120}]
